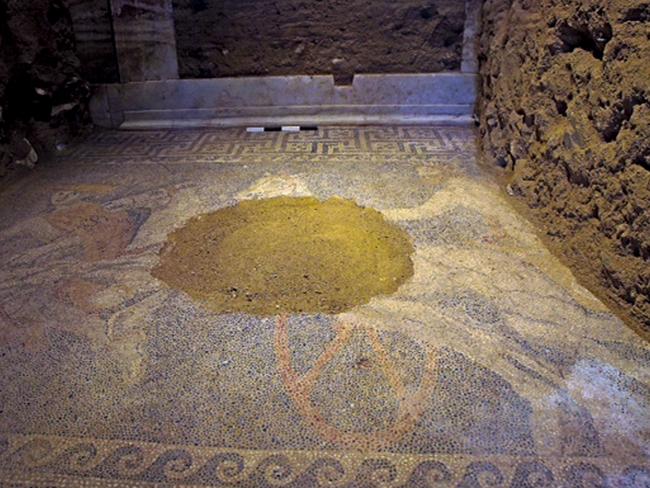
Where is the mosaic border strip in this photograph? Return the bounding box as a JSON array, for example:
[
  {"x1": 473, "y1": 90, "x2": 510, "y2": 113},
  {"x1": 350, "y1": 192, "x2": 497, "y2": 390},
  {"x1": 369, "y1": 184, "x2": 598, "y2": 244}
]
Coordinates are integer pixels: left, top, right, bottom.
[
  {"x1": 1, "y1": 433, "x2": 647, "y2": 487},
  {"x1": 56, "y1": 127, "x2": 478, "y2": 166}
]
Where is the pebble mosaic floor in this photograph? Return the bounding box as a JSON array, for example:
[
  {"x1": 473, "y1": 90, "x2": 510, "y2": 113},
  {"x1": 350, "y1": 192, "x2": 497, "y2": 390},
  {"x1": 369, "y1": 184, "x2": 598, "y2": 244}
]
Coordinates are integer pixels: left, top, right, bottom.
[{"x1": 0, "y1": 126, "x2": 648, "y2": 487}]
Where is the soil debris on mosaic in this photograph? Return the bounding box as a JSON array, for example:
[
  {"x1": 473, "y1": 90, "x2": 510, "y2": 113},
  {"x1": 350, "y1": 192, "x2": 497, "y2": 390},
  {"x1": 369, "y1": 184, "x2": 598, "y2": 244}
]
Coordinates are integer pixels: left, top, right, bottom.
[{"x1": 153, "y1": 196, "x2": 415, "y2": 315}]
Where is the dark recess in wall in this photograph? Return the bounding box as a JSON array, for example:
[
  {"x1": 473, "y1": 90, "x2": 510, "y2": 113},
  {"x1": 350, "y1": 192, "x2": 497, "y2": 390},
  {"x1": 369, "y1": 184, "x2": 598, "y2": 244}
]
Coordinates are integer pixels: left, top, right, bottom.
[
  {"x1": 0, "y1": 0, "x2": 92, "y2": 177},
  {"x1": 172, "y1": 0, "x2": 466, "y2": 79}
]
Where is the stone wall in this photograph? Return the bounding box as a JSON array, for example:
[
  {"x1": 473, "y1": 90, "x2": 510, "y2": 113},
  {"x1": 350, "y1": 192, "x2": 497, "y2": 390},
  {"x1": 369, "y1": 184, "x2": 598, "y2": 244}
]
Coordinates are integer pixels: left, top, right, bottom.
[
  {"x1": 0, "y1": 0, "x2": 91, "y2": 176},
  {"x1": 172, "y1": 0, "x2": 466, "y2": 81},
  {"x1": 478, "y1": 0, "x2": 650, "y2": 329},
  {"x1": 66, "y1": 0, "x2": 119, "y2": 83}
]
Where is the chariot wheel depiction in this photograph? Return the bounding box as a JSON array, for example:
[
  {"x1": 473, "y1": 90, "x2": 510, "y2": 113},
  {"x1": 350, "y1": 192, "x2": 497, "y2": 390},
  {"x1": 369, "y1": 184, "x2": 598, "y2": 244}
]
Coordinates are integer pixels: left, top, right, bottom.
[{"x1": 274, "y1": 315, "x2": 438, "y2": 451}]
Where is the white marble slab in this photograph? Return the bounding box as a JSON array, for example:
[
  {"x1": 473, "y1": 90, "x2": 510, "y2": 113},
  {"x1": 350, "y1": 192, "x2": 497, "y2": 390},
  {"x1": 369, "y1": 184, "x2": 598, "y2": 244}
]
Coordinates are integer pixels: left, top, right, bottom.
[
  {"x1": 91, "y1": 73, "x2": 478, "y2": 129},
  {"x1": 462, "y1": 0, "x2": 484, "y2": 73}
]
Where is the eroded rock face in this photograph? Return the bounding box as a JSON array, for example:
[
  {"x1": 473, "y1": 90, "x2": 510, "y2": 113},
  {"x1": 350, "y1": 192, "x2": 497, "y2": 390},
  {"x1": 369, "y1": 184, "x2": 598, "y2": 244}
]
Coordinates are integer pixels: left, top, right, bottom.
[
  {"x1": 0, "y1": 0, "x2": 91, "y2": 176},
  {"x1": 479, "y1": 0, "x2": 650, "y2": 328},
  {"x1": 172, "y1": 0, "x2": 466, "y2": 80}
]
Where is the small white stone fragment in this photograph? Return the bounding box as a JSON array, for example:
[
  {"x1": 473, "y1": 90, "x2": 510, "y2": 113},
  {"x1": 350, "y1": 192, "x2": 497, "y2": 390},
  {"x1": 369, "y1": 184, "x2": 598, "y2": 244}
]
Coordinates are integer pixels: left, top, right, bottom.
[
  {"x1": 14, "y1": 138, "x2": 38, "y2": 168},
  {"x1": 51, "y1": 102, "x2": 77, "y2": 117}
]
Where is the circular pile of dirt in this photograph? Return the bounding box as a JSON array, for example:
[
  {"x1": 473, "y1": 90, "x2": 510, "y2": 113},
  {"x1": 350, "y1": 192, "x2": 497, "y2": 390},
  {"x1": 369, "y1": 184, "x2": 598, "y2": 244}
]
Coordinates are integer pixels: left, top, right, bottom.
[{"x1": 153, "y1": 196, "x2": 414, "y2": 315}]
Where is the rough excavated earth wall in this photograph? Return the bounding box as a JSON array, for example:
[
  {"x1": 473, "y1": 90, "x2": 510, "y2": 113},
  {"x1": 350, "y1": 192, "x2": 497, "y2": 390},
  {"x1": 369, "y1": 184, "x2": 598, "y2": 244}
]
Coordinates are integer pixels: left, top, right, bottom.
[
  {"x1": 172, "y1": 0, "x2": 466, "y2": 80},
  {"x1": 479, "y1": 0, "x2": 650, "y2": 329}
]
